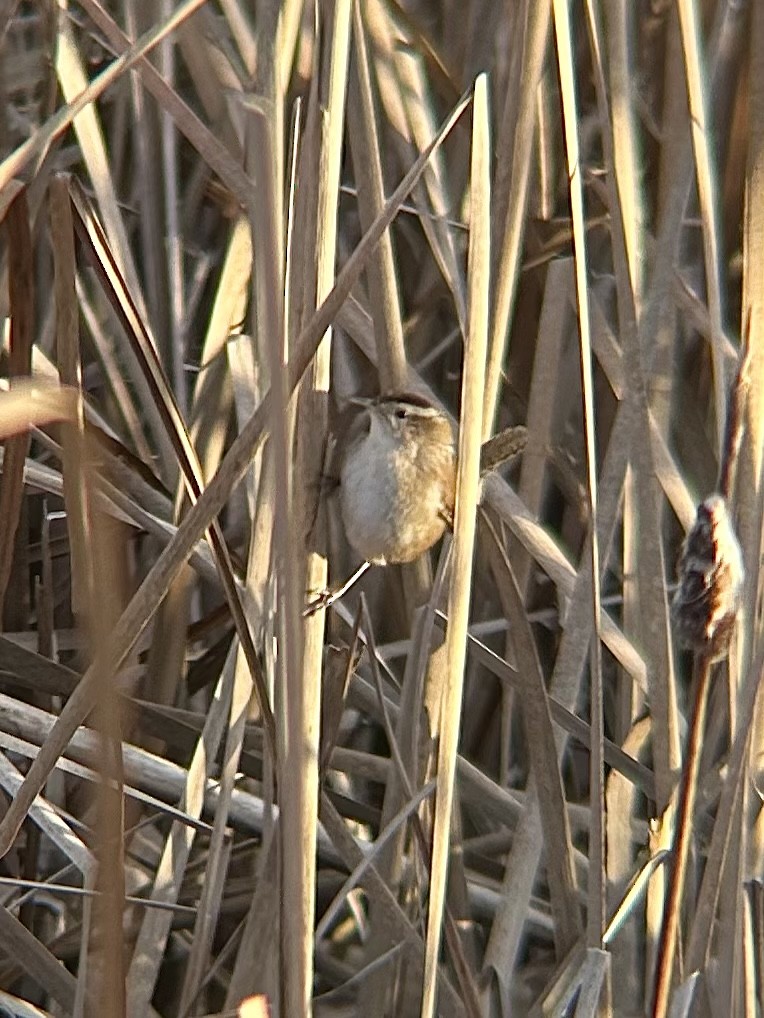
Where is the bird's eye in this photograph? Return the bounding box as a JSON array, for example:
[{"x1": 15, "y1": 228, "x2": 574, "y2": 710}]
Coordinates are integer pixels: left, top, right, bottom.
[{"x1": 395, "y1": 407, "x2": 407, "y2": 420}]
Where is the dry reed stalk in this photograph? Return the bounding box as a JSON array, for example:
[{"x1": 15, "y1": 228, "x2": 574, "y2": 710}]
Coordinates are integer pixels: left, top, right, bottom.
[{"x1": 0, "y1": 4, "x2": 761, "y2": 1016}]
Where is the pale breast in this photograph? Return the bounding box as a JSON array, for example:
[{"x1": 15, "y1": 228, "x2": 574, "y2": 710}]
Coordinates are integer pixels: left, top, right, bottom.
[
  {"x1": 340, "y1": 431, "x2": 453, "y2": 565},
  {"x1": 339, "y1": 433, "x2": 398, "y2": 564}
]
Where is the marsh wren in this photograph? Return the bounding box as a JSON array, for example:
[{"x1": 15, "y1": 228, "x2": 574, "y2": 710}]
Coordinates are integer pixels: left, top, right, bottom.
[
  {"x1": 339, "y1": 392, "x2": 457, "y2": 565},
  {"x1": 303, "y1": 392, "x2": 526, "y2": 614}
]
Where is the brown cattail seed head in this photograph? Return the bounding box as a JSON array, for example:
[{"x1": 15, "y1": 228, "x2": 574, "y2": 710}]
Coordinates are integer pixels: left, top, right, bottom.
[{"x1": 672, "y1": 494, "x2": 744, "y2": 659}]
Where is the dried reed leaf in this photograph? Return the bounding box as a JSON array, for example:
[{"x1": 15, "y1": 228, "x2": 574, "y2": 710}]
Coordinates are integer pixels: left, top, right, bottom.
[
  {"x1": 483, "y1": 515, "x2": 582, "y2": 953},
  {"x1": 676, "y1": 0, "x2": 727, "y2": 448},
  {"x1": 422, "y1": 73, "x2": 490, "y2": 1018},
  {"x1": 2, "y1": 5, "x2": 761, "y2": 1014},
  {"x1": 484, "y1": 1, "x2": 551, "y2": 430},
  {"x1": 239, "y1": 996, "x2": 270, "y2": 1018},
  {"x1": 0, "y1": 191, "x2": 34, "y2": 613},
  {"x1": 290, "y1": 6, "x2": 352, "y2": 1014},
  {"x1": 0, "y1": 750, "x2": 92, "y2": 874},
  {"x1": 0, "y1": 0, "x2": 211, "y2": 198},
  {"x1": 551, "y1": 0, "x2": 606, "y2": 945},
  {"x1": 0, "y1": 906, "x2": 77, "y2": 1012},
  {"x1": 0, "y1": 379, "x2": 77, "y2": 438},
  {"x1": 124, "y1": 633, "x2": 237, "y2": 1007}
]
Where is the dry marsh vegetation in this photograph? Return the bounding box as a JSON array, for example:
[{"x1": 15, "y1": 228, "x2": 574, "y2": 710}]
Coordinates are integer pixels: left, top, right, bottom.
[{"x1": 0, "y1": 1, "x2": 761, "y2": 1016}]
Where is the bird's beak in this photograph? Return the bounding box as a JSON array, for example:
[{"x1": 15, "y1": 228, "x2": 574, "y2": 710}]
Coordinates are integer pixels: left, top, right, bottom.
[{"x1": 348, "y1": 395, "x2": 374, "y2": 409}]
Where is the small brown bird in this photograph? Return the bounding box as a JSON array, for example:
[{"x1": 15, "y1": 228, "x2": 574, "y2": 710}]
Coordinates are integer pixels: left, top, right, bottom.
[
  {"x1": 339, "y1": 392, "x2": 457, "y2": 565},
  {"x1": 303, "y1": 392, "x2": 526, "y2": 615}
]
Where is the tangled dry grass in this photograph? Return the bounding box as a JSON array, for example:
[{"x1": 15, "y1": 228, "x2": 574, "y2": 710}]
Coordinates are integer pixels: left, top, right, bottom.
[{"x1": 0, "y1": 2, "x2": 761, "y2": 1016}]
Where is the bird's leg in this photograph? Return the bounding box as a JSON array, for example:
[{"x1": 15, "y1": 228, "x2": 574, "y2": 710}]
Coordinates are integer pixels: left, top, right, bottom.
[{"x1": 303, "y1": 560, "x2": 373, "y2": 616}]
